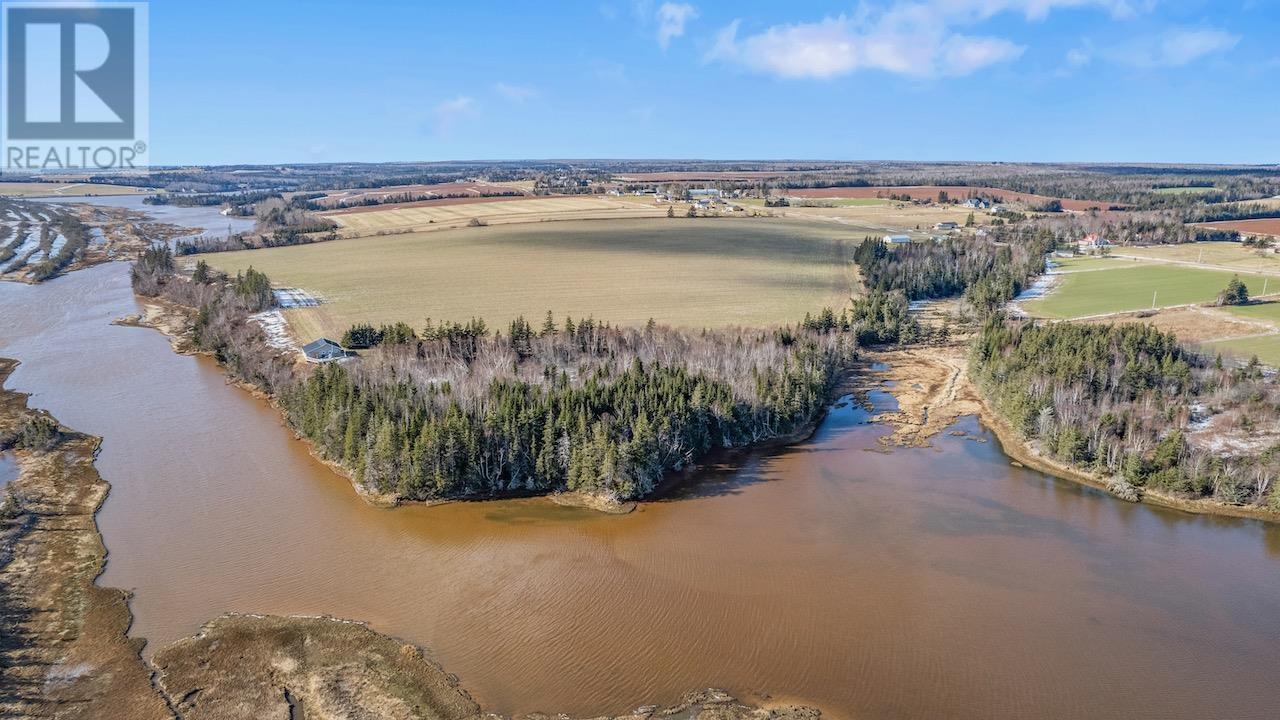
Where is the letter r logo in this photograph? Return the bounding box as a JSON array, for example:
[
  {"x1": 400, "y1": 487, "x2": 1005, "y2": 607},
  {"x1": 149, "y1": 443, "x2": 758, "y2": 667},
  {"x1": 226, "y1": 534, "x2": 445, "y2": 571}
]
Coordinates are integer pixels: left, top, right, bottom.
[{"x1": 4, "y1": 4, "x2": 136, "y2": 139}]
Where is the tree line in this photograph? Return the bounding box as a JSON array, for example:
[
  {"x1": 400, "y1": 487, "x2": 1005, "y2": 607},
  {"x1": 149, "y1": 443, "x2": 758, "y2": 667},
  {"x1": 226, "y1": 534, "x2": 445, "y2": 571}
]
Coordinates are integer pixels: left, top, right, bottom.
[
  {"x1": 971, "y1": 320, "x2": 1280, "y2": 510},
  {"x1": 853, "y1": 230, "x2": 1052, "y2": 317}
]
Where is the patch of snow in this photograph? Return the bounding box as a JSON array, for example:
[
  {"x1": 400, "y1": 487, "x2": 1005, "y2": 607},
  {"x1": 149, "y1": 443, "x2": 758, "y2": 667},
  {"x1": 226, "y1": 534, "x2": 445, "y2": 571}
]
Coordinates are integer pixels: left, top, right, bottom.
[
  {"x1": 273, "y1": 287, "x2": 322, "y2": 308},
  {"x1": 251, "y1": 310, "x2": 295, "y2": 350},
  {"x1": 1, "y1": 230, "x2": 40, "y2": 272},
  {"x1": 46, "y1": 233, "x2": 66, "y2": 258}
]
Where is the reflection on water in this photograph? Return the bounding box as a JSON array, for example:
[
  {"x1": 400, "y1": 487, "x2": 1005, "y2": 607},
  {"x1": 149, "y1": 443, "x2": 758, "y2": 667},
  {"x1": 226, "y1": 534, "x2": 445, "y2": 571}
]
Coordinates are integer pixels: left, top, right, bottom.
[
  {"x1": 0, "y1": 453, "x2": 15, "y2": 488},
  {"x1": 2, "y1": 263, "x2": 1280, "y2": 720}
]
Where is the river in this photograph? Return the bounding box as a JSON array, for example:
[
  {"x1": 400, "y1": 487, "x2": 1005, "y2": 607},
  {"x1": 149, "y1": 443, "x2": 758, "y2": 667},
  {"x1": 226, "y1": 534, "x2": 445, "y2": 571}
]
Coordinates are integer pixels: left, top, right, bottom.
[{"x1": 1, "y1": 206, "x2": 1279, "y2": 718}]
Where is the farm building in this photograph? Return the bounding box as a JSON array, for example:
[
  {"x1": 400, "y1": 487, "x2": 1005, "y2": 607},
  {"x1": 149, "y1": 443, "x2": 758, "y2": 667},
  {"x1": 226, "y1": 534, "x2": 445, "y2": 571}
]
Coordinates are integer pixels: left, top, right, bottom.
[
  {"x1": 688, "y1": 188, "x2": 721, "y2": 199},
  {"x1": 934, "y1": 221, "x2": 958, "y2": 231},
  {"x1": 301, "y1": 338, "x2": 354, "y2": 363},
  {"x1": 883, "y1": 234, "x2": 912, "y2": 244}
]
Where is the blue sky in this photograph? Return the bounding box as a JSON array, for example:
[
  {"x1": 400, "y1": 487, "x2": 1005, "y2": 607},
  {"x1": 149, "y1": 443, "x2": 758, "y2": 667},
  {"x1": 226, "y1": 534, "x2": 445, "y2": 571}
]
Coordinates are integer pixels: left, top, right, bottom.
[{"x1": 145, "y1": 0, "x2": 1279, "y2": 165}]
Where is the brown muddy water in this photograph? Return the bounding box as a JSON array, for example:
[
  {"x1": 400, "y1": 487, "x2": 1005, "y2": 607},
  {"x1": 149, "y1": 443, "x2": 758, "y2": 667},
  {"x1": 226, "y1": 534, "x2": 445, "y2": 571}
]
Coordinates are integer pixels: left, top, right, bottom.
[{"x1": 3, "y1": 263, "x2": 1280, "y2": 720}]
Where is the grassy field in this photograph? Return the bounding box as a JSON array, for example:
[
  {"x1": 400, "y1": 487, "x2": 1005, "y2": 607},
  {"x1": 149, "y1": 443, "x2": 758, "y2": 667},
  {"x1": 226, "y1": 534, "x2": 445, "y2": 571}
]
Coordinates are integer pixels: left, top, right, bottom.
[
  {"x1": 1221, "y1": 301, "x2": 1280, "y2": 323},
  {"x1": 1023, "y1": 264, "x2": 1274, "y2": 319},
  {"x1": 774, "y1": 203, "x2": 980, "y2": 233},
  {"x1": 325, "y1": 196, "x2": 669, "y2": 236},
  {"x1": 1047, "y1": 255, "x2": 1129, "y2": 272},
  {"x1": 202, "y1": 218, "x2": 860, "y2": 340},
  {"x1": 1115, "y1": 242, "x2": 1280, "y2": 275},
  {"x1": 1204, "y1": 334, "x2": 1280, "y2": 366},
  {"x1": 0, "y1": 182, "x2": 152, "y2": 197}
]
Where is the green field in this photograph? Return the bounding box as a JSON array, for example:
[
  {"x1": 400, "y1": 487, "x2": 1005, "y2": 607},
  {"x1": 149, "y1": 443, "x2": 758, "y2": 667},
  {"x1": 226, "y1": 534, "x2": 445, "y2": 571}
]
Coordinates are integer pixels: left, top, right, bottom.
[
  {"x1": 1024, "y1": 264, "x2": 1274, "y2": 319},
  {"x1": 1222, "y1": 301, "x2": 1280, "y2": 324},
  {"x1": 1204, "y1": 334, "x2": 1280, "y2": 366},
  {"x1": 1116, "y1": 241, "x2": 1280, "y2": 275},
  {"x1": 1047, "y1": 255, "x2": 1134, "y2": 272},
  {"x1": 202, "y1": 218, "x2": 860, "y2": 341}
]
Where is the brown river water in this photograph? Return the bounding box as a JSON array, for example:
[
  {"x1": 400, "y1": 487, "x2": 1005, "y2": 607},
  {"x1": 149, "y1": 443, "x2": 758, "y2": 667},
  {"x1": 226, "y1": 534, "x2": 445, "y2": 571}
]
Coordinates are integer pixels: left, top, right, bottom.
[{"x1": 3, "y1": 261, "x2": 1280, "y2": 719}]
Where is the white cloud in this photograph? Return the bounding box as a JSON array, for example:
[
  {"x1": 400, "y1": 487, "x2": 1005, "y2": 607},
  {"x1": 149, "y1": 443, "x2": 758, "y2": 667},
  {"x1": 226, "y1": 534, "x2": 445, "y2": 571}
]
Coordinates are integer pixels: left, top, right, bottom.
[
  {"x1": 430, "y1": 96, "x2": 476, "y2": 134},
  {"x1": 707, "y1": 13, "x2": 1022, "y2": 79},
  {"x1": 1112, "y1": 27, "x2": 1240, "y2": 67},
  {"x1": 1156, "y1": 28, "x2": 1239, "y2": 65},
  {"x1": 1065, "y1": 46, "x2": 1092, "y2": 68},
  {"x1": 657, "y1": 2, "x2": 697, "y2": 49},
  {"x1": 705, "y1": 0, "x2": 1156, "y2": 79},
  {"x1": 494, "y1": 82, "x2": 538, "y2": 102},
  {"x1": 923, "y1": 0, "x2": 1154, "y2": 22},
  {"x1": 942, "y1": 34, "x2": 1026, "y2": 74}
]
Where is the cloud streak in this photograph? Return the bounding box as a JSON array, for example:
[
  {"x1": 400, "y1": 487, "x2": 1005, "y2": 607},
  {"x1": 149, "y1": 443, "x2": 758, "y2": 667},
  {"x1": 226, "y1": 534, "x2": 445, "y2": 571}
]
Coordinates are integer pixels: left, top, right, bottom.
[
  {"x1": 430, "y1": 96, "x2": 476, "y2": 134},
  {"x1": 656, "y1": 2, "x2": 697, "y2": 49},
  {"x1": 707, "y1": 15, "x2": 1022, "y2": 79},
  {"x1": 495, "y1": 82, "x2": 538, "y2": 102},
  {"x1": 705, "y1": 0, "x2": 1161, "y2": 79},
  {"x1": 1066, "y1": 27, "x2": 1240, "y2": 71}
]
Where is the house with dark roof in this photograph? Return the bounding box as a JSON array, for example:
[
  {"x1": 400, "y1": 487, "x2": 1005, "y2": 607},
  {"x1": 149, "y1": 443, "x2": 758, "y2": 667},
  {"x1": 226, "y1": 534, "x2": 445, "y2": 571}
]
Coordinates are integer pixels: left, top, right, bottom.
[{"x1": 301, "y1": 338, "x2": 354, "y2": 363}]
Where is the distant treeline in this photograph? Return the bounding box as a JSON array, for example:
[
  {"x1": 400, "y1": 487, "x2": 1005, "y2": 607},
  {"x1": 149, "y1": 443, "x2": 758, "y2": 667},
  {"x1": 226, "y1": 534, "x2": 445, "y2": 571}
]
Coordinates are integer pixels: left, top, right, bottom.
[
  {"x1": 132, "y1": 256, "x2": 863, "y2": 503},
  {"x1": 144, "y1": 191, "x2": 278, "y2": 208},
  {"x1": 1180, "y1": 202, "x2": 1280, "y2": 224},
  {"x1": 325, "y1": 189, "x2": 523, "y2": 210},
  {"x1": 972, "y1": 320, "x2": 1280, "y2": 510}
]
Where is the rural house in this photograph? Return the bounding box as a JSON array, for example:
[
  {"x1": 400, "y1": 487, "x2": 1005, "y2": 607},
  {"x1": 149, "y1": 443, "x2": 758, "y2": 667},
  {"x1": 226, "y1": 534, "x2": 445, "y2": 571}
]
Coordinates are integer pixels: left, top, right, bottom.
[
  {"x1": 934, "y1": 221, "x2": 958, "y2": 231},
  {"x1": 1077, "y1": 233, "x2": 1111, "y2": 253},
  {"x1": 301, "y1": 338, "x2": 354, "y2": 363}
]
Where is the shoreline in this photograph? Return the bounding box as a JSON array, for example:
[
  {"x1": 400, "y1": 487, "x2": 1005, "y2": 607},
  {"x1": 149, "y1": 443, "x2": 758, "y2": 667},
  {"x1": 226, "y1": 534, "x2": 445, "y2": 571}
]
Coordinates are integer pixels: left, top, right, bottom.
[
  {"x1": 859, "y1": 341, "x2": 1280, "y2": 524},
  {"x1": 121, "y1": 289, "x2": 853, "y2": 515},
  {"x1": 0, "y1": 355, "x2": 824, "y2": 718}
]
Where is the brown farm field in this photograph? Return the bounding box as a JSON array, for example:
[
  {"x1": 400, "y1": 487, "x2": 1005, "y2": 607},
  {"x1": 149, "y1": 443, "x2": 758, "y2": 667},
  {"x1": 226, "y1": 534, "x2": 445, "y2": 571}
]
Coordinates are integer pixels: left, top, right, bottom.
[
  {"x1": 200, "y1": 218, "x2": 862, "y2": 341},
  {"x1": 776, "y1": 202, "x2": 985, "y2": 233},
  {"x1": 322, "y1": 195, "x2": 671, "y2": 235},
  {"x1": 785, "y1": 185, "x2": 1120, "y2": 211},
  {"x1": 1196, "y1": 218, "x2": 1280, "y2": 238}
]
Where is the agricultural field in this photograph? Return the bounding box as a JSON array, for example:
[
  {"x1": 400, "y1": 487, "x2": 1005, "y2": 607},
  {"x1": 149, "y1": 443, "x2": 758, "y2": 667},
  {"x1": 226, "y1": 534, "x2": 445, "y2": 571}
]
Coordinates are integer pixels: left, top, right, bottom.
[
  {"x1": 783, "y1": 185, "x2": 1120, "y2": 211},
  {"x1": 741, "y1": 197, "x2": 893, "y2": 208},
  {"x1": 1047, "y1": 255, "x2": 1126, "y2": 272},
  {"x1": 1203, "y1": 334, "x2": 1280, "y2": 367},
  {"x1": 323, "y1": 195, "x2": 669, "y2": 236},
  {"x1": 0, "y1": 182, "x2": 152, "y2": 197},
  {"x1": 1080, "y1": 306, "x2": 1266, "y2": 344},
  {"x1": 771, "y1": 202, "x2": 980, "y2": 234},
  {"x1": 1114, "y1": 241, "x2": 1280, "y2": 275},
  {"x1": 201, "y1": 218, "x2": 861, "y2": 341},
  {"x1": 1195, "y1": 218, "x2": 1280, "y2": 238},
  {"x1": 1222, "y1": 301, "x2": 1280, "y2": 324},
  {"x1": 1022, "y1": 263, "x2": 1274, "y2": 319}
]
